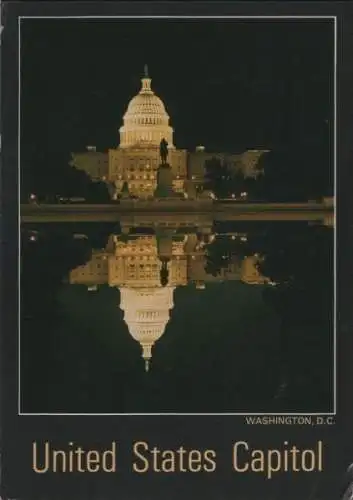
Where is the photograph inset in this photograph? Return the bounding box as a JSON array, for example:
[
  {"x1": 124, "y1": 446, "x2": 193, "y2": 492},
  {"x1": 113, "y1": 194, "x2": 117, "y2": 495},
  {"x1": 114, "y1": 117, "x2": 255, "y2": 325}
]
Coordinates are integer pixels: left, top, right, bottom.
[{"x1": 20, "y1": 18, "x2": 335, "y2": 414}]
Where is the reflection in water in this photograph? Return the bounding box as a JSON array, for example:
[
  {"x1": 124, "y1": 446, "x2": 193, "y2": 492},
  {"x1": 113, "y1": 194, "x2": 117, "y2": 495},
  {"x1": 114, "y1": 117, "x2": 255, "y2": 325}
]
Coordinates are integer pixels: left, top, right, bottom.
[
  {"x1": 20, "y1": 220, "x2": 333, "y2": 414},
  {"x1": 69, "y1": 231, "x2": 271, "y2": 371}
]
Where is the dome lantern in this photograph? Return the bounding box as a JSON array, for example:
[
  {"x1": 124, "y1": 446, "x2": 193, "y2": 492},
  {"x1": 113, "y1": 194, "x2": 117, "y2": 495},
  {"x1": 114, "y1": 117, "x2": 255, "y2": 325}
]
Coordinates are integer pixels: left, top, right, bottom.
[{"x1": 141, "y1": 64, "x2": 152, "y2": 92}]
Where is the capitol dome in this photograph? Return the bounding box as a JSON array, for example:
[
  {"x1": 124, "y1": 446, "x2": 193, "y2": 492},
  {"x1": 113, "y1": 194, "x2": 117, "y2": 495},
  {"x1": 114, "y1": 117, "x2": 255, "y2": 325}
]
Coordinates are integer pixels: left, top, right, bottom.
[
  {"x1": 119, "y1": 66, "x2": 174, "y2": 149},
  {"x1": 119, "y1": 286, "x2": 175, "y2": 371}
]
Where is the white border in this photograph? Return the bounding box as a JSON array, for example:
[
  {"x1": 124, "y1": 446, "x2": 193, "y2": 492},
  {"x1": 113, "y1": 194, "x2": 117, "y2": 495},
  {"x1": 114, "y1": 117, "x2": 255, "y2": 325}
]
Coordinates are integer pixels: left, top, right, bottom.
[{"x1": 18, "y1": 15, "x2": 337, "y2": 417}]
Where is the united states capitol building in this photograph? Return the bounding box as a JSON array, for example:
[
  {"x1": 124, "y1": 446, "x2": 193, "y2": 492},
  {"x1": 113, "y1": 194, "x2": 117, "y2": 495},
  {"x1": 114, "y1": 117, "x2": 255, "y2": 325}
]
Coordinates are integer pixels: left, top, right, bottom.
[
  {"x1": 69, "y1": 231, "x2": 271, "y2": 371},
  {"x1": 70, "y1": 67, "x2": 268, "y2": 199}
]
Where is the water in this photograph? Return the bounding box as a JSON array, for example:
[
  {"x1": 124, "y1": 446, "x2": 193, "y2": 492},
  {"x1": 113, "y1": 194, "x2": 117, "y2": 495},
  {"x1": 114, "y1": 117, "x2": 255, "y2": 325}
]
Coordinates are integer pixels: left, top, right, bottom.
[{"x1": 20, "y1": 220, "x2": 334, "y2": 414}]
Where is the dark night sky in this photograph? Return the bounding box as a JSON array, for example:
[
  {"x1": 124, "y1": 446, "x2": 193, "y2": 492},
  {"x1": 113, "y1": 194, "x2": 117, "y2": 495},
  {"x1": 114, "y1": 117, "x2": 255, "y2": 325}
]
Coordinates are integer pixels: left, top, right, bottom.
[
  {"x1": 6, "y1": 15, "x2": 350, "y2": 500},
  {"x1": 20, "y1": 18, "x2": 334, "y2": 168}
]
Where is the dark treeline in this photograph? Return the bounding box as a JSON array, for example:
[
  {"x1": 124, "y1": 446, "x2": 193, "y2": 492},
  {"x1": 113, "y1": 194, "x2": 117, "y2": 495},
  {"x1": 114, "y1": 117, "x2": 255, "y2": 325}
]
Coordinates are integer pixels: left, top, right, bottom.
[
  {"x1": 205, "y1": 121, "x2": 332, "y2": 201},
  {"x1": 21, "y1": 154, "x2": 111, "y2": 203}
]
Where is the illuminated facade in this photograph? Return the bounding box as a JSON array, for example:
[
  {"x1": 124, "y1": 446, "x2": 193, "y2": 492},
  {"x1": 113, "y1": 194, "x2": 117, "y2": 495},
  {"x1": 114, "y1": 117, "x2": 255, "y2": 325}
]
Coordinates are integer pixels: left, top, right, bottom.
[
  {"x1": 119, "y1": 70, "x2": 174, "y2": 149},
  {"x1": 70, "y1": 67, "x2": 268, "y2": 199},
  {"x1": 70, "y1": 233, "x2": 187, "y2": 370},
  {"x1": 69, "y1": 231, "x2": 271, "y2": 370}
]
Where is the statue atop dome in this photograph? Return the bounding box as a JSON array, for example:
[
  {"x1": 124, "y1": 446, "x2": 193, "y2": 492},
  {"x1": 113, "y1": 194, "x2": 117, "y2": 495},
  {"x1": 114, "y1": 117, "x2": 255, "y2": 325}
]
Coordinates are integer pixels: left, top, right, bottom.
[
  {"x1": 160, "y1": 138, "x2": 169, "y2": 165},
  {"x1": 144, "y1": 64, "x2": 149, "y2": 78}
]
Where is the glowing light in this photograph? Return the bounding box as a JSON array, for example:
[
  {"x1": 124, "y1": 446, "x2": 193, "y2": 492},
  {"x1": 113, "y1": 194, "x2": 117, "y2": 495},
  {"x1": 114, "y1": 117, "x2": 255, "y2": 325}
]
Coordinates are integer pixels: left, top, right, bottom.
[
  {"x1": 231, "y1": 235, "x2": 236, "y2": 240},
  {"x1": 231, "y1": 193, "x2": 235, "y2": 199},
  {"x1": 119, "y1": 71, "x2": 174, "y2": 148},
  {"x1": 120, "y1": 287, "x2": 175, "y2": 370}
]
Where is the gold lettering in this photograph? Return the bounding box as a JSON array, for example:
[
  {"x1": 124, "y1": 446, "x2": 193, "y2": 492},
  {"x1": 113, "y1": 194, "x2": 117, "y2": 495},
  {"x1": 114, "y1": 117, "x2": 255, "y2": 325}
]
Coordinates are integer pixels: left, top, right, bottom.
[
  {"x1": 250, "y1": 450, "x2": 264, "y2": 473},
  {"x1": 188, "y1": 450, "x2": 202, "y2": 472},
  {"x1": 233, "y1": 441, "x2": 249, "y2": 472},
  {"x1": 52, "y1": 450, "x2": 66, "y2": 472},
  {"x1": 132, "y1": 441, "x2": 149, "y2": 473},
  {"x1": 102, "y1": 442, "x2": 116, "y2": 472},
  {"x1": 161, "y1": 451, "x2": 175, "y2": 472},
  {"x1": 86, "y1": 451, "x2": 100, "y2": 472},
  {"x1": 317, "y1": 441, "x2": 323, "y2": 471},
  {"x1": 32, "y1": 442, "x2": 49, "y2": 474},
  {"x1": 301, "y1": 450, "x2": 316, "y2": 472},
  {"x1": 204, "y1": 450, "x2": 217, "y2": 472},
  {"x1": 267, "y1": 450, "x2": 281, "y2": 479}
]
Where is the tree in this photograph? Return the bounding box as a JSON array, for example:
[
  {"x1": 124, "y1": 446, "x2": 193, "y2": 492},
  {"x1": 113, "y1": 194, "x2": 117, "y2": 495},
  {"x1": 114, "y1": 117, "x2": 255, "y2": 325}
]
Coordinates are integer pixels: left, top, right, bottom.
[
  {"x1": 204, "y1": 157, "x2": 229, "y2": 198},
  {"x1": 85, "y1": 180, "x2": 111, "y2": 203},
  {"x1": 204, "y1": 234, "x2": 253, "y2": 277},
  {"x1": 204, "y1": 158, "x2": 247, "y2": 198},
  {"x1": 21, "y1": 153, "x2": 112, "y2": 203},
  {"x1": 255, "y1": 119, "x2": 332, "y2": 202}
]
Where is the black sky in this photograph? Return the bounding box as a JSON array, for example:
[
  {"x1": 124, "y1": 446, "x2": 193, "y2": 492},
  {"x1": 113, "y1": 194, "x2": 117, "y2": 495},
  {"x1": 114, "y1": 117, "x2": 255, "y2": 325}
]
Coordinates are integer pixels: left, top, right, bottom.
[
  {"x1": 20, "y1": 18, "x2": 334, "y2": 169},
  {"x1": 4, "y1": 14, "x2": 347, "y2": 500}
]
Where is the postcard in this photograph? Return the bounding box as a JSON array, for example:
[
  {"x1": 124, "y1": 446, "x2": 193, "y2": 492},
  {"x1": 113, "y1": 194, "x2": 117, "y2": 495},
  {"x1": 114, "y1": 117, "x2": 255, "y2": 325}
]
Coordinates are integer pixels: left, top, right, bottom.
[{"x1": 1, "y1": 2, "x2": 352, "y2": 499}]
